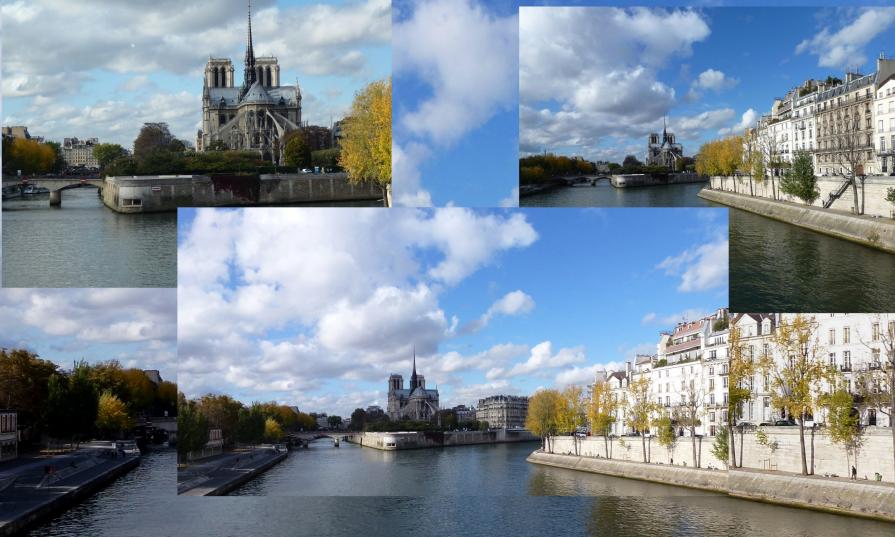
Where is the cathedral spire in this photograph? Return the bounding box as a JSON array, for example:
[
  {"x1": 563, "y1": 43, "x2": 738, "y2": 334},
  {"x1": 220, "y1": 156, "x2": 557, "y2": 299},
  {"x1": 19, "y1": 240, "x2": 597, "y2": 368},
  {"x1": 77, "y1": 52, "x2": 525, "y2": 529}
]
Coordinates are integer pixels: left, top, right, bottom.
[
  {"x1": 662, "y1": 116, "x2": 667, "y2": 141},
  {"x1": 244, "y1": 0, "x2": 256, "y2": 88},
  {"x1": 412, "y1": 345, "x2": 417, "y2": 376}
]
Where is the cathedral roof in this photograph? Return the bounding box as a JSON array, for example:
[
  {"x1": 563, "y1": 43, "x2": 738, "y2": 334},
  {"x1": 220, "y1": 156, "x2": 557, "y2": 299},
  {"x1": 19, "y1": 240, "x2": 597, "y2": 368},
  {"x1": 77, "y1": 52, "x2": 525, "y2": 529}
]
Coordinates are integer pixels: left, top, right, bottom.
[
  {"x1": 206, "y1": 84, "x2": 300, "y2": 107},
  {"x1": 242, "y1": 81, "x2": 274, "y2": 104}
]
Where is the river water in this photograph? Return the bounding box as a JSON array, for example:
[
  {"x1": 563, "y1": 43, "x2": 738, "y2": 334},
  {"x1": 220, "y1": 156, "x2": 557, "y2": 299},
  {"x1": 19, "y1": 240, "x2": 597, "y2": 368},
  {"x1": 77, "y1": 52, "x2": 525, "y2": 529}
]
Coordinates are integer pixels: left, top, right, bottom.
[
  {"x1": 2, "y1": 188, "x2": 176, "y2": 287},
  {"x1": 729, "y1": 207, "x2": 895, "y2": 312},
  {"x1": 520, "y1": 181, "x2": 712, "y2": 207},
  {"x1": 22, "y1": 445, "x2": 895, "y2": 537}
]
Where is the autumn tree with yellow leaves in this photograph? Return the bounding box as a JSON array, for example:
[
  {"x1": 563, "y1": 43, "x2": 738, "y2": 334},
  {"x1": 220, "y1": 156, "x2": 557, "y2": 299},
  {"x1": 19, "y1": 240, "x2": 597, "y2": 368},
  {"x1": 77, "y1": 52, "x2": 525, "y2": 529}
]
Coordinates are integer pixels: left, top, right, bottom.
[
  {"x1": 759, "y1": 314, "x2": 829, "y2": 475},
  {"x1": 588, "y1": 379, "x2": 620, "y2": 458},
  {"x1": 626, "y1": 376, "x2": 660, "y2": 462},
  {"x1": 526, "y1": 389, "x2": 563, "y2": 453},
  {"x1": 556, "y1": 385, "x2": 586, "y2": 455},
  {"x1": 339, "y1": 78, "x2": 391, "y2": 205},
  {"x1": 695, "y1": 135, "x2": 743, "y2": 178}
]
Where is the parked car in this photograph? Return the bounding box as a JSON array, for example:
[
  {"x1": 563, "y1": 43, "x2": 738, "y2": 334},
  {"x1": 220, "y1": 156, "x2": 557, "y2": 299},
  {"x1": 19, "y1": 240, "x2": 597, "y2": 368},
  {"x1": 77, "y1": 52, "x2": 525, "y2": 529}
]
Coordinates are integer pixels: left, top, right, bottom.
[{"x1": 774, "y1": 419, "x2": 797, "y2": 426}]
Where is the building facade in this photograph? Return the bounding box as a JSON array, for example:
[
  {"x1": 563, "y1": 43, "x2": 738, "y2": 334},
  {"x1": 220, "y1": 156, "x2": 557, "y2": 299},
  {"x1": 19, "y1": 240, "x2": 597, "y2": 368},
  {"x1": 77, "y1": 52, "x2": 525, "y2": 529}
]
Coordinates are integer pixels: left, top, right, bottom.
[
  {"x1": 732, "y1": 313, "x2": 894, "y2": 429},
  {"x1": 875, "y1": 56, "x2": 895, "y2": 175},
  {"x1": 387, "y1": 352, "x2": 439, "y2": 422},
  {"x1": 196, "y1": 3, "x2": 302, "y2": 163},
  {"x1": 475, "y1": 395, "x2": 529, "y2": 429},
  {"x1": 61, "y1": 137, "x2": 99, "y2": 169},
  {"x1": 1, "y1": 410, "x2": 18, "y2": 462},
  {"x1": 646, "y1": 119, "x2": 683, "y2": 170}
]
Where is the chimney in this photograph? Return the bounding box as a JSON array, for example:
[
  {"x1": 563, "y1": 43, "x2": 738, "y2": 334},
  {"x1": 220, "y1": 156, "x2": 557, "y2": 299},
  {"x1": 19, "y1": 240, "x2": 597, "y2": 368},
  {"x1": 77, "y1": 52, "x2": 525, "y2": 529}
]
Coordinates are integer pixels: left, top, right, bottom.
[{"x1": 625, "y1": 361, "x2": 632, "y2": 379}]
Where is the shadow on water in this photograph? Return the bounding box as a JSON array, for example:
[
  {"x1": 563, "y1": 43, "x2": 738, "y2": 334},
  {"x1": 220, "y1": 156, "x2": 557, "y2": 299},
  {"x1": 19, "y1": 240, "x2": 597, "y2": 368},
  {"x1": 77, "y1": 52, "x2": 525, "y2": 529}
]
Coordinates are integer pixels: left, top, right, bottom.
[{"x1": 730, "y1": 208, "x2": 895, "y2": 312}]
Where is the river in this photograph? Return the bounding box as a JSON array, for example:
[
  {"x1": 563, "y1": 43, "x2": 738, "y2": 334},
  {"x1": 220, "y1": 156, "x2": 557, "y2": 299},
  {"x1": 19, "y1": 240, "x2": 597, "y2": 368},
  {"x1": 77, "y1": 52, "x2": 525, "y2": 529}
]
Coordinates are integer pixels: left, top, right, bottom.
[
  {"x1": 729, "y1": 207, "x2": 895, "y2": 312},
  {"x1": 520, "y1": 181, "x2": 712, "y2": 207},
  {"x1": 22, "y1": 445, "x2": 895, "y2": 537},
  {"x1": 2, "y1": 188, "x2": 176, "y2": 287}
]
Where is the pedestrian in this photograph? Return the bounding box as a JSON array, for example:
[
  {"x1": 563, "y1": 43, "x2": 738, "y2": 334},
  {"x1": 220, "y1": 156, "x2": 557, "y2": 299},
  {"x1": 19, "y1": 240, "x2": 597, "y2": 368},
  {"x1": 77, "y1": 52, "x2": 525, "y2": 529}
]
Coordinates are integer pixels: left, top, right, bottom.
[{"x1": 851, "y1": 465, "x2": 857, "y2": 480}]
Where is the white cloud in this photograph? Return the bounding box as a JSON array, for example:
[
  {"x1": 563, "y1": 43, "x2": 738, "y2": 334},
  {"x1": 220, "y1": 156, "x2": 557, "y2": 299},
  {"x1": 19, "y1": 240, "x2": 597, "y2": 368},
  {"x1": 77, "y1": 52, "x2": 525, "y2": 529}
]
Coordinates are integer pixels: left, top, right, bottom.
[
  {"x1": 519, "y1": 7, "x2": 711, "y2": 160},
  {"x1": 392, "y1": 0, "x2": 517, "y2": 206},
  {"x1": 657, "y1": 238, "x2": 729, "y2": 293},
  {"x1": 554, "y1": 361, "x2": 624, "y2": 387},
  {"x1": 641, "y1": 309, "x2": 711, "y2": 327},
  {"x1": 694, "y1": 69, "x2": 738, "y2": 91},
  {"x1": 463, "y1": 290, "x2": 535, "y2": 333},
  {"x1": 487, "y1": 341, "x2": 586, "y2": 379},
  {"x1": 719, "y1": 108, "x2": 758, "y2": 137},
  {"x1": 499, "y1": 187, "x2": 519, "y2": 208},
  {"x1": 795, "y1": 8, "x2": 895, "y2": 69}
]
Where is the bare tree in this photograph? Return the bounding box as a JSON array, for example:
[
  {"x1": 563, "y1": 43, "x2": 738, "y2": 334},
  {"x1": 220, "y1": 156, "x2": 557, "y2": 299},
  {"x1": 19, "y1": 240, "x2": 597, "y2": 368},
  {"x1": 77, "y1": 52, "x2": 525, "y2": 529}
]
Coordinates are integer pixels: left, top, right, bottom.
[
  {"x1": 857, "y1": 314, "x2": 895, "y2": 481},
  {"x1": 837, "y1": 110, "x2": 868, "y2": 214},
  {"x1": 677, "y1": 378, "x2": 705, "y2": 468},
  {"x1": 756, "y1": 122, "x2": 780, "y2": 200}
]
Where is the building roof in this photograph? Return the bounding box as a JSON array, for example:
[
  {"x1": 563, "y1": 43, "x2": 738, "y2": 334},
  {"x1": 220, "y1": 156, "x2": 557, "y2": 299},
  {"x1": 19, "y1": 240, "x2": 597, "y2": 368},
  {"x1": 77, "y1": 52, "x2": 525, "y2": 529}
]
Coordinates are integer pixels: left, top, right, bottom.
[
  {"x1": 207, "y1": 84, "x2": 299, "y2": 107},
  {"x1": 242, "y1": 81, "x2": 273, "y2": 104}
]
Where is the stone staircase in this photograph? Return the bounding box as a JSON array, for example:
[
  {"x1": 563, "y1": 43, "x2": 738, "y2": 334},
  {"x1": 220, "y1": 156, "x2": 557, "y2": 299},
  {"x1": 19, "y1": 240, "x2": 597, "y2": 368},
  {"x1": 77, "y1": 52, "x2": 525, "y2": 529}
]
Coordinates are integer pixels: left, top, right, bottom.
[{"x1": 823, "y1": 178, "x2": 851, "y2": 209}]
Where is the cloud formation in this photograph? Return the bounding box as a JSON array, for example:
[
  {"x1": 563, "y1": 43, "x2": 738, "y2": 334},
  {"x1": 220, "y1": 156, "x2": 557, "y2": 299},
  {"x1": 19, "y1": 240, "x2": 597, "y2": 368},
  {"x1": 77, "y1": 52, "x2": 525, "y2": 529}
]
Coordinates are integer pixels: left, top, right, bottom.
[{"x1": 795, "y1": 8, "x2": 895, "y2": 69}]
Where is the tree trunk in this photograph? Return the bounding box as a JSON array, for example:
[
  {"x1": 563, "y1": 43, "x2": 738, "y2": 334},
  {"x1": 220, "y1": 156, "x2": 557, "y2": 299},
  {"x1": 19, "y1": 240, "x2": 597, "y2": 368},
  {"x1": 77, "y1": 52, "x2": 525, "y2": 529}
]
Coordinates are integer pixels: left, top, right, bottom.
[
  {"x1": 691, "y1": 426, "x2": 698, "y2": 468},
  {"x1": 810, "y1": 425, "x2": 815, "y2": 475},
  {"x1": 728, "y1": 423, "x2": 737, "y2": 468},
  {"x1": 738, "y1": 425, "x2": 744, "y2": 467},
  {"x1": 604, "y1": 434, "x2": 609, "y2": 459},
  {"x1": 851, "y1": 176, "x2": 859, "y2": 214},
  {"x1": 798, "y1": 419, "x2": 808, "y2": 475},
  {"x1": 641, "y1": 434, "x2": 647, "y2": 463}
]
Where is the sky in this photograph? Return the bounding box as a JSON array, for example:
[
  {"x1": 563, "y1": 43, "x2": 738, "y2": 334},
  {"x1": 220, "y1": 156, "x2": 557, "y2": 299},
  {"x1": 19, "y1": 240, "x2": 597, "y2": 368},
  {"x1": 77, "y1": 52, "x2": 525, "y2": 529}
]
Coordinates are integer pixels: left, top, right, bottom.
[
  {"x1": 519, "y1": 5, "x2": 895, "y2": 164},
  {"x1": 0, "y1": 0, "x2": 391, "y2": 149},
  {"x1": 0, "y1": 288, "x2": 178, "y2": 380},
  {"x1": 177, "y1": 207, "x2": 728, "y2": 418}
]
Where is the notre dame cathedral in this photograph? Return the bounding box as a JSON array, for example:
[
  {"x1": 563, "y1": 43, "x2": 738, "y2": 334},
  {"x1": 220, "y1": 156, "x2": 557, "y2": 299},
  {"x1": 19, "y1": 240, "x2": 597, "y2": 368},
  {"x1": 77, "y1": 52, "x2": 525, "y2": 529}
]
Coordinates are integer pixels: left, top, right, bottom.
[{"x1": 196, "y1": 2, "x2": 302, "y2": 164}]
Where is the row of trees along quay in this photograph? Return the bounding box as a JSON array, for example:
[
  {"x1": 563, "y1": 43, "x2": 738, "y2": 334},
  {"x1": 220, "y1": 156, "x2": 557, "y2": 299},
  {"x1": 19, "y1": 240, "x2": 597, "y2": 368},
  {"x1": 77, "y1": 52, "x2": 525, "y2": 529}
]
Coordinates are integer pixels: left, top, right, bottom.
[
  {"x1": 176, "y1": 394, "x2": 322, "y2": 464},
  {"x1": 696, "y1": 132, "x2": 895, "y2": 214},
  {"x1": 727, "y1": 314, "x2": 895, "y2": 479},
  {"x1": 0, "y1": 349, "x2": 177, "y2": 450},
  {"x1": 519, "y1": 153, "x2": 697, "y2": 186},
  {"x1": 345, "y1": 406, "x2": 491, "y2": 433},
  {"x1": 4, "y1": 78, "x2": 392, "y2": 203}
]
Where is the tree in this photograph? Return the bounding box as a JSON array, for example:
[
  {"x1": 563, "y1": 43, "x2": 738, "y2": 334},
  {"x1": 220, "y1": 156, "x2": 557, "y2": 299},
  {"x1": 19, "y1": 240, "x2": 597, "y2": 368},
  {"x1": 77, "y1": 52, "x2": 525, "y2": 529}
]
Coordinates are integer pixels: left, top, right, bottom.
[
  {"x1": 122, "y1": 368, "x2": 156, "y2": 415},
  {"x1": 823, "y1": 389, "x2": 864, "y2": 477},
  {"x1": 283, "y1": 130, "x2": 311, "y2": 168},
  {"x1": 196, "y1": 394, "x2": 243, "y2": 447},
  {"x1": 0, "y1": 349, "x2": 59, "y2": 444},
  {"x1": 93, "y1": 143, "x2": 126, "y2": 169},
  {"x1": 653, "y1": 413, "x2": 677, "y2": 462},
  {"x1": 338, "y1": 78, "x2": 391, "y2": 196},
  {"x1": 156, "y1": 381, "x2": 178, "y2": 417},
  {"x1": 711, "y1": 426, "x2": 729, "y2": 468},
  {"x1": 46, "y1": 374, "x2": 75, "y2": 446},
  {"x1": 626, "y1": 376, "x2": 659, "y2": 462},
  {"x1": 759, "y1": 314, "x2": 828, "y2": 475},
  {"x1": 349, "y1": 408, "x2": 367, "y2": 431},
  {"x1": 312, "y1": 148, "x2": 341, "y2": 170},
  {"x1": 779, "y1": 151, "x2": 819, "y2": 204},
  {"x1": 728, "y1": 322, "x2": 757, "y2": 468},
  {"x1": 741, "y1": 128, "x2": 766, "y2": 196},
  {"x1": 837, "y1": 108, "x2": 869, "y2": 214},
  {"x1": 556, "y1": 385, "x2": 586, "y2": 455},
  {"x1": 887, "y1": 187, "x2": 895, "y2": 208},
  {"x1": 177, "y1": 395, "x2": 209, "y2": 464},
  {"x1": 756, "y1": 125, "x2": 780, "y2": 200},
  {"x1": 588, "y1": 379, "x2": 619, "y2": 458},
  {"x1": 236, "y1": 406, "x2": 266, "y2": 445},
  {"x1": 45, "y1": 141, "x2": 66, "y2": 173},
  {"x1": 622, "y1": 155, "x2": 642, "y2": 170},
  {"x1": 526, "y1": 389, "x2": 562, "y2": 453},
  {"x1": 264, "y1": 417, "x2": 284, "y2": 443},
  {"x1": 856, "y1": 314, "x2": 895, "y2": 481},
  {"x1": 7, "y1": 138, "x2": 57, "y2": 175},
  {"x1": 96, "y1": 391, "x2": 132, "y2": 438},
  {"x1": 678, "y1": 378, "x2": 704, "y2": 467},
  {"x1": 327, "y1": 415, "x2": 343, "y2": 429},
  {"x1": 67, "y1": 363, "x2": 100, "y2": 446},
  {"x1": 133, "y1": 122, "x2": 175, "y2": 163}
]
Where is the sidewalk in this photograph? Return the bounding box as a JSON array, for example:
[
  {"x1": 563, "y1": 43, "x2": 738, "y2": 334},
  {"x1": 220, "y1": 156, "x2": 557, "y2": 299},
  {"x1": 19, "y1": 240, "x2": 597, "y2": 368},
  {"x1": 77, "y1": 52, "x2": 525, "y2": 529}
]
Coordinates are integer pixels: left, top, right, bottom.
[
  {"x1": 177, "y1": 447, "x2": 288, "y2": 496},
  {"x1": 0, "y1": 448, "x2": 140, "y2": 536}
]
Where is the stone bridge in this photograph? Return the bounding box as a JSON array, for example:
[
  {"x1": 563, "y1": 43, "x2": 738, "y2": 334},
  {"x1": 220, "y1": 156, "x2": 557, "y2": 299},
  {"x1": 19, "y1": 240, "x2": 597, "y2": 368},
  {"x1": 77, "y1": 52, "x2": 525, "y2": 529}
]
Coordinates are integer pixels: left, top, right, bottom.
[
  {"x1": 286, "y1": 432, "x2": 346, "y2": 448},
  {"x1": 2, "y1": 177, "x2": 105, "y2": 206}
]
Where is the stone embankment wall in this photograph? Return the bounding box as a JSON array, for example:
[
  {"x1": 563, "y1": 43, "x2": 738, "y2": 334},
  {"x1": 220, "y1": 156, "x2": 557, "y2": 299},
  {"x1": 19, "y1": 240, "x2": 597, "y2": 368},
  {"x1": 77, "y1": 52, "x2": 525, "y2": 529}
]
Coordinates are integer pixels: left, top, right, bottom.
[
  {"x1": 529, "y1": 445, "x2": 895, "y2": 522},
  {"x1": 550, "y1": 435, "x2": 726, "y2": 470},
  {"x1": 346, "y1": 430, "x2": 538, "y2": 450},
  {"x1": 699, "y1": 188, "x2": 895, "y2": 253},
  {"x1": 612, "y1": 172, "x2": 705, "y2": 188},
  {"x1": 102, "y1": 173, "x2": 382, "y2": 212},
  {"x1": 733, "y1": 426, "x2": 894, "y2": 482},
  {"x1": 527, "y1": 451, "x2": 728, "y2": 493},
  {"x1": 709, "y1": 175, "x2": 895, "y2": 218}
]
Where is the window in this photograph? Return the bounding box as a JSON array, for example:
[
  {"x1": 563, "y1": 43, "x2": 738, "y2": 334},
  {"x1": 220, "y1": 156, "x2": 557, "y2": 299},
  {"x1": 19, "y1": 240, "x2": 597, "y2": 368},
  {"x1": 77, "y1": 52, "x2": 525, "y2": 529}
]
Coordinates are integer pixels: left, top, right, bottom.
[
  {"x1": 873, "y1": 323, "x2": 880, "y2": 341},
  {"x1": 122, "y1": 198, "x2": 142, "y2": 207},
  {"x1": 829, "y1": 352, "x2": 836, "y2": 366},
  {"x1": 829, "y1": 329, "x2": 836, "y2": 345},
  {"x1": 843, "y1": 327, "x2": 850, "y2": 344}
]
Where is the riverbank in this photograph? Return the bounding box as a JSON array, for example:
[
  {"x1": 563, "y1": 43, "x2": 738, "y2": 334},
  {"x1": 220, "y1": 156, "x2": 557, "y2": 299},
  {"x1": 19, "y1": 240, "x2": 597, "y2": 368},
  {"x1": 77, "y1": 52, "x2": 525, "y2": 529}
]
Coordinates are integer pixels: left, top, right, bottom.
[
  {"x1": 177, "y1": 448, "x2": 288, "y2": 496},
  {"x1": 529, "y1": 451, "x2": 895, "y2": 522},
  {"x1": 700, "y1": 188, "x2": 895, "y2": 253},
  {"x1": 0, "y1": 452, "x2": 139, "y2": 536},
  {"x1": 346, "y1": 430, "x2": 539, "y2": 451}
]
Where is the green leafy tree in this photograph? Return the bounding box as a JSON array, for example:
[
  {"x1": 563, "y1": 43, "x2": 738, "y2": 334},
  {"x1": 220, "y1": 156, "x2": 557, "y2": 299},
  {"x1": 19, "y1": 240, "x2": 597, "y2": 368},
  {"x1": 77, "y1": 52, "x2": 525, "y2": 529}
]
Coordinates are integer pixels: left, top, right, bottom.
[
  {"x1": 779, "y1": 151, "x2": 819, "y2": 204},
  {"x1": 311, "y1": 148, "x2": 341, "y2": 170},
  {"x1": 177, "y1": 395, "x2": 209, "y2": 464},
  {"x1": 68, "y1": 363, "x2": 99, "y2": 446},
  {"x1": 283, "y1": 130, "x2": 311, "y2": 168},
  {"x1": 196, "y1": 394, "x2": 243, "y2": 447},
  {"x1": 823, "y1": 389, "x2": 864, "y2": 477},
  {"x1": 711, "y1": 426, "x2": 729, "y2": 468},
  {"x1": 653, "y1": 413, "x2": 677, "y2": 461},
  {"x1": 236, "y1": 405, "x2": 266, "y2": 445},
  {"x1": 0, "y1": 349, "x2": 59, "y2": 444},
  {"x1": 728, "y1": 323, "x2": 757, "y2": 468},
  {"x1": 92, "y1": 143, "x2": 126, "y2": 169},
  {"x1": 887, "y1": 187, "x2": 895, "y2": 209},
  {"x1": 349, "y1": 408, "x2": 367, "y2": 431}
]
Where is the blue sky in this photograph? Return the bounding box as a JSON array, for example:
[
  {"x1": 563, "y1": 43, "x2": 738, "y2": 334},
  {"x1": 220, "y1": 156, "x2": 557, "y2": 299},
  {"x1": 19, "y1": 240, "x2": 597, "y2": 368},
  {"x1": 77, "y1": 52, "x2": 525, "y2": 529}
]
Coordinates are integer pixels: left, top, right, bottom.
[
  {"x1": 520, "y1": 5, "x2": 895, "y2": 164},
  {"x1": 1, "y1": 0, "x2": 390, "y2": 149},
  {"x1": 177, "y1": 207, "x2": 727, "y2": 417},
  {"x1": 0, "y1": 289, "x2": 177, "y2": 381}
]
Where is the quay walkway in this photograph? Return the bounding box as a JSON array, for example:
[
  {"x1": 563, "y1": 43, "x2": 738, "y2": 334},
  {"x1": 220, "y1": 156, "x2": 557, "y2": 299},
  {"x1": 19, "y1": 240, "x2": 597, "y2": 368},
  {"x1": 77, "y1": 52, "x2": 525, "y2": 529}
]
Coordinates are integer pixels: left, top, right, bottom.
[
  {"x1": 177, "y1": 447, "x2": 288, "y2": 496},
  {"x1": 0, "y1": 447, "x2": 139, "y2": 536}
]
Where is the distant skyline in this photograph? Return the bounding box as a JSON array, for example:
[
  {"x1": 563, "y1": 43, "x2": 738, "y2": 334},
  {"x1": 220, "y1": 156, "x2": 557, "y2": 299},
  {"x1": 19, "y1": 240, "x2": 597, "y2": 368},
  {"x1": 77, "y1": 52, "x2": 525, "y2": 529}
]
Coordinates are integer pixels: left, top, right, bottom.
[
  {"x1": 1, "y1": 0, "x2": 391, "y2": 148},
  {"x1": 177, "y1": 207, "x2": 728, "y2": 417},
  {"x1": 520, "y1": 6, "x2": 895, "y2": 164},
  {"x1": 0, "y1": 289, "x2": 177, "y2": 381}
]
